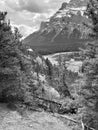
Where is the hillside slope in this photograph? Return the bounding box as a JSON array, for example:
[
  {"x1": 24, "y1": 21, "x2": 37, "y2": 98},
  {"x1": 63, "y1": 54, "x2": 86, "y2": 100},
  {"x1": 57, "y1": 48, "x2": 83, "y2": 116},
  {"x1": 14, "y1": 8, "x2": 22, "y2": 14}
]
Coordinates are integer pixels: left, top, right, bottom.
[{"x1": 0, "y1": 104, "x2": 71, "y2": 130}]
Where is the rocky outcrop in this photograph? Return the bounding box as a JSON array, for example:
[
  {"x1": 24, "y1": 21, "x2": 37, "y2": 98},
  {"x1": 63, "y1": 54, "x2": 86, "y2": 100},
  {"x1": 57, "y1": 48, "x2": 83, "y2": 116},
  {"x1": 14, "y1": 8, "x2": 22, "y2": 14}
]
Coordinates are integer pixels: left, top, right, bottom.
[
  {"x1": 23, "y1": 0, "x2": 92, "y2": 54},
  {"x1": 69, "y1": 0, "x2": 89, "y2": 7}
]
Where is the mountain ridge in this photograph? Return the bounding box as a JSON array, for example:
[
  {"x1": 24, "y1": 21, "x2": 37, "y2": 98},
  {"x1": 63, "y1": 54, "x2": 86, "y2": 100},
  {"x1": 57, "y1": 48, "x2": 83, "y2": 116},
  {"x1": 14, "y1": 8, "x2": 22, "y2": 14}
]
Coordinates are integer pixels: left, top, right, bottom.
[{"x1": 23, "y1": 0, "x2": 92, "y2": 55}]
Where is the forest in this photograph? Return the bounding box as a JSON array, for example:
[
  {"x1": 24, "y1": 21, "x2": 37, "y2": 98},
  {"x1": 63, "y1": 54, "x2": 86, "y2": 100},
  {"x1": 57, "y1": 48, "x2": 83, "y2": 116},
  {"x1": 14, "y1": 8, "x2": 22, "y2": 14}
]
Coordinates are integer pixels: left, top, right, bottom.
[{"x1": 0, "y1": 0, "x2": 98, "y2": 130}]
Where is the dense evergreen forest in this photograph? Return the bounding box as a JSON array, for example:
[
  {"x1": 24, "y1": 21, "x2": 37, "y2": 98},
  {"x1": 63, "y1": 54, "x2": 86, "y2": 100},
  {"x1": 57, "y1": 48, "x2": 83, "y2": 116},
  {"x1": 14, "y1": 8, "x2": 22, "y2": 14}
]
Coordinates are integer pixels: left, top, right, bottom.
[{"x1": 0, "y1": 0, "x2": 98, "y2": 130}]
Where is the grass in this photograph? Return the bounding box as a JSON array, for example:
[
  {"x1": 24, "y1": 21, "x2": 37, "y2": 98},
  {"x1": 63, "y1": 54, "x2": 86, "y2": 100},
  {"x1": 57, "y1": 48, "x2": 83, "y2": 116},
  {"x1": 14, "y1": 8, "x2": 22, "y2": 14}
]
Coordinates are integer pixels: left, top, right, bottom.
[{"x1": 0, "y1": 103, "x2": 72, "y2": 130}]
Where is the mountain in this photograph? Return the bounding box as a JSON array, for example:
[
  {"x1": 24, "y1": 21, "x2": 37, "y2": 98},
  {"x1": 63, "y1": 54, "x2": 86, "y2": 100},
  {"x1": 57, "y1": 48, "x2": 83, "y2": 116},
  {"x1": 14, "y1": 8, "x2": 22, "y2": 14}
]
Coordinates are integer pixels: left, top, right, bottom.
[
  {"x1": 68, "y1": 0, "x2": 88, "y2": 7},
  {"x1": 23, "y1": 0, "x2": 92, "y2": 55}
]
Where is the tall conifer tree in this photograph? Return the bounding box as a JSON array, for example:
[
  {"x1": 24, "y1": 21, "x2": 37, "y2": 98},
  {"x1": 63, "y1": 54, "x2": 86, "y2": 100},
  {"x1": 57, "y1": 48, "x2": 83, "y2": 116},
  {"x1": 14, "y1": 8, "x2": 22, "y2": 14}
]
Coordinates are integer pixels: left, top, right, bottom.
[{"x1": 81, "y1": 0, "x2": 98, "y2": 129}]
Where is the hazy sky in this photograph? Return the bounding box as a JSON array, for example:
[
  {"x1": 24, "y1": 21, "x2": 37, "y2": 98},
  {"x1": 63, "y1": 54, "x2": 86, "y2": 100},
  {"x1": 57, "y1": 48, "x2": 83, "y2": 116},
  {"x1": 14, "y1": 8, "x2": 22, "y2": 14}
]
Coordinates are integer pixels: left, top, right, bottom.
[{"x1": 0, "y1": 0, "x2": 70, "y2": 37}]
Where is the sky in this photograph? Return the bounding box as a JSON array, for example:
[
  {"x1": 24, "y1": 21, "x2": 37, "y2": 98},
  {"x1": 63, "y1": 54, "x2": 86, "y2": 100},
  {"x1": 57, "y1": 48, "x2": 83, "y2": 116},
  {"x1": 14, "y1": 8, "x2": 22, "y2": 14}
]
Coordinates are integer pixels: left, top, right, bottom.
[{"x1": 0, "y1": 0, "x2": 70, "y2": 38}]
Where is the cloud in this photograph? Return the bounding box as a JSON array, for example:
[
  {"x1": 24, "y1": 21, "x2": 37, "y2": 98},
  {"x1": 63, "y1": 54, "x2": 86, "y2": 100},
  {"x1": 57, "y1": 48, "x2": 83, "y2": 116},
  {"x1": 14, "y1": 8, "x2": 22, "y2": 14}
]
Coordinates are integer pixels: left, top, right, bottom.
[
  {"x1": 11, "y1": 22, "x2": 39, "y2": 38},
  {"x1": 10, "y1": 12, "x2": 50, "y2": 38},
  {"x1": 18, "y1": 0, "x2": 48, "y2": 13},
  {"x1": 4, "y1": 0, "x2": 51, "y2": 13},
  {"x1": 0, "y1": 0, "x2": 70, "y2": 37},
  {"x1": 4, "y1": 0, "x2": 70, "y2": 13}
]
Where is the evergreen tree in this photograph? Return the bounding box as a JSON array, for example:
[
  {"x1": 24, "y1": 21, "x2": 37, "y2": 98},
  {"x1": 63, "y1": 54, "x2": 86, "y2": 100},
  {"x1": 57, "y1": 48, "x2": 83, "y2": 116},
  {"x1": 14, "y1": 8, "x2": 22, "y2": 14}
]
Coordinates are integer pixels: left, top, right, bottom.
[
  {"x1": 45, "y1": 58, "x2": 53, "y2": 80},
  {"x1": 86, "y1": 0, "x2": 98, "y2": 37},
  {"x1": 0, "y1": 12, "x2": 34, "y2": 103},
  {"x1": 80, "y1": 0, "x2": 98, "y2": 129},
  {"x1": 53, "y1": 56, "x2": 73, "y2": 99}
]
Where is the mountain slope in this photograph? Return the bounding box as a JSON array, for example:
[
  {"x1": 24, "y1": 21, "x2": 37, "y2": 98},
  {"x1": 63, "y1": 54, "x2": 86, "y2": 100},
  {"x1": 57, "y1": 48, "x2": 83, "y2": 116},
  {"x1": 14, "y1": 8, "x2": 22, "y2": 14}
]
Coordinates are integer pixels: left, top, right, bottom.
[{"x1": 23, "y1": 0, "x2": 92, "y2": 55}]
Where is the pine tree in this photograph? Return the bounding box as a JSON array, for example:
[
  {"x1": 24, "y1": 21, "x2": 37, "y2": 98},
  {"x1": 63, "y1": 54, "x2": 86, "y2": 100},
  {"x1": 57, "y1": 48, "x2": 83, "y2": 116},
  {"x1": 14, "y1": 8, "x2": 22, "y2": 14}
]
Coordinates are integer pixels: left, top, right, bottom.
[
  {"x1": 45, "y1": 58, "x2": 53, "y2": 80},
  {"x1": 86, "y1": 0, "x2": 98, "y2": 37},
  {"x1": 80, "y1": 0, "x2": 98, "y2": 129},
  {"x1": 0, "y1": 12, "x2": 34, "y2": 103}
]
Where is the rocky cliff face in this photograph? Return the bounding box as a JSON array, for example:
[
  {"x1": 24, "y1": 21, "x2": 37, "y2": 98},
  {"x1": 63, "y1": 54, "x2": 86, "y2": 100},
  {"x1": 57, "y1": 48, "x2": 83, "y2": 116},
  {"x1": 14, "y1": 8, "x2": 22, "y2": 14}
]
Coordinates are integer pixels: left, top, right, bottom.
[
  {"x1": 68, "y1": 0, "x2": 89, "y2": 7},
  {"x1": 24, "y1": 0, "x2": 92, "y2": 55}
]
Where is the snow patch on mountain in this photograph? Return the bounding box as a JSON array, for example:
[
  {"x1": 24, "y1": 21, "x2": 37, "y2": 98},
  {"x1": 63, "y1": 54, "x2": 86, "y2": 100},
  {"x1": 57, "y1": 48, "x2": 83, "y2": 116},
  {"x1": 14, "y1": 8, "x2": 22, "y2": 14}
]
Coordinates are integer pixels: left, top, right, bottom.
[{"x1": 55, "y1": 6, "x2": 86, "y2": 19}]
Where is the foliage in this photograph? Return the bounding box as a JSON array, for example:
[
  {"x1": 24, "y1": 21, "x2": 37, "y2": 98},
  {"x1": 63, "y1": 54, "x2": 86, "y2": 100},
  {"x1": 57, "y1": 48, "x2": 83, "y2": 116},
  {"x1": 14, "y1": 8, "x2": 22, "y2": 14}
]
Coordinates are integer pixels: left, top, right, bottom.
[
  {"x1": 80, "y1": 0, "x2": 98, "y2": 129},
  {"x1": 45, "y1": 58, "x2": 53, "y2": 80},
  {"x1": 0, "y1": 11, "x2": 44, "y2": 104},
  {"x1": 86, "y1": 0, "x2": 98, "y2": 37},
  {"x1": 50, "y1": 55, "x2": 78, "y2": 99}
]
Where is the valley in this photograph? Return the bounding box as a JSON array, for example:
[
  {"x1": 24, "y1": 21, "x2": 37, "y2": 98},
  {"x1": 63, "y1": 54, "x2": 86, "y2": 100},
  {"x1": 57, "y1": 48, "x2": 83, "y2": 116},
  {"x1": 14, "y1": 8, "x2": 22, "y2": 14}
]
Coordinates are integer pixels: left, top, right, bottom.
[
  {"x1": 44, "y1": 51, "x2": 82, "y2": 73},
  {"x1": 0, "y1": 0, "x2": 98, "y2": 130}
]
